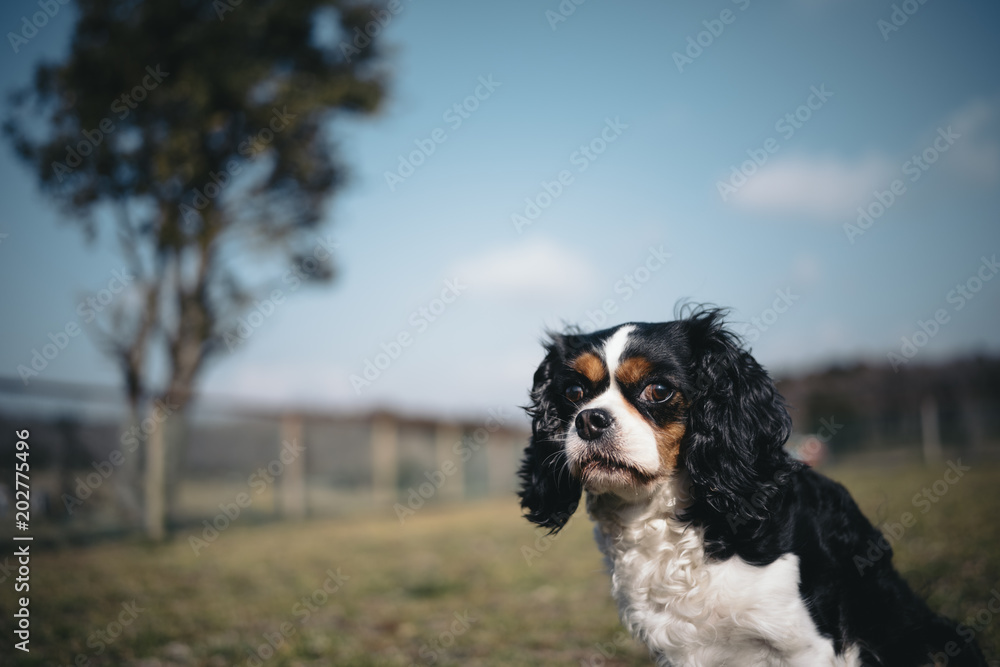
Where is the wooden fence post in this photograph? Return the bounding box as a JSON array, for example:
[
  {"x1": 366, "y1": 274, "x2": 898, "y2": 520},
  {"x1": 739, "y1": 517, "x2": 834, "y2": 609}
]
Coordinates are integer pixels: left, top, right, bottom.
[
  {"x1": 434, "y1": 423, "x2": 463, "y2": 501},
  {"x1": 371, "y1": 414, "x2": 398, "y2": 506},
  {"x1": 279, "y1": 414, "x2": 307, "y2": 519},
  {"x1": 921, "y1": 396, "x2": 942, "y2": 464}
]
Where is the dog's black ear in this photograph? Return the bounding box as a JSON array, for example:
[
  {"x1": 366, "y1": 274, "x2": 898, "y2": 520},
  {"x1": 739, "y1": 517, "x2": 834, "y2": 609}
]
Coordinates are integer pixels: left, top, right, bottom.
[
  {"x1": 681, "y1": 307, "x2": 794, "y2": 527},
  {"x1": 517, "y1": 336, "x2": 582, "y2": 533}
]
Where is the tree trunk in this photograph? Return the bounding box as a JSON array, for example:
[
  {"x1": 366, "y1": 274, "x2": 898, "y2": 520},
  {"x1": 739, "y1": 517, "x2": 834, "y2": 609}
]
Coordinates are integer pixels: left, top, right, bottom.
[
  {"x1": 146, "y1": 285, "x2": 206, "y2": 540},
  {"x1": 144, "y1": 416, "x2": 167, "y2": 541},
  {"x1": 163, "y1": 412, "x2": 189, "y2": 529},
  {"x1": 116, "y1": 407, "x2": 144, "y2": 529}
]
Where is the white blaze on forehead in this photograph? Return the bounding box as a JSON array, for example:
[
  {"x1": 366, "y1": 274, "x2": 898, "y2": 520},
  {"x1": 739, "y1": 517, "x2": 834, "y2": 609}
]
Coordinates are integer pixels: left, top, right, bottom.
[
  {"x1": 565, "y1": 323, "x2": 660, "y2": 483},
  {"x1": 603, "y1": 325, "x2": 635, "y2": 382}
]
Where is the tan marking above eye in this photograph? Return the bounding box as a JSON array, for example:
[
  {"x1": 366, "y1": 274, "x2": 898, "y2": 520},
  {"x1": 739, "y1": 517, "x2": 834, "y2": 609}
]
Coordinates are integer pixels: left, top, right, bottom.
[
  {"x1": 615, "y1": 356, "x2": 652, "y2": 386},
  {"x1": 571, "y1": 352, "x2": 607, "y2": 384}
]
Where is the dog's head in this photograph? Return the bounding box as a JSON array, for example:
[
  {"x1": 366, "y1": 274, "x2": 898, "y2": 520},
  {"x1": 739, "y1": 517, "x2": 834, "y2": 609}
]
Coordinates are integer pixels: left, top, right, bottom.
[{"x1": 517, "y1": 307, "x2": 792, "y2": 532}]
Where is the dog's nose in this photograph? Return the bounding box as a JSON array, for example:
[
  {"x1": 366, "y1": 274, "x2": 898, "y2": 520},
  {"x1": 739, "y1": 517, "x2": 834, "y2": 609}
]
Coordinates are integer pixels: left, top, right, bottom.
[{"x1": 576, "y1": 408, "x2": 614, "y2": 441}]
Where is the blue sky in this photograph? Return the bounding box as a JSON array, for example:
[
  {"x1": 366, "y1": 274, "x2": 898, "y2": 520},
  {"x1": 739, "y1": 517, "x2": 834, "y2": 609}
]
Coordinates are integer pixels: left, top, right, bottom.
[{"x1": 1, "y1": 0, "x2": 999, "y2": 420}]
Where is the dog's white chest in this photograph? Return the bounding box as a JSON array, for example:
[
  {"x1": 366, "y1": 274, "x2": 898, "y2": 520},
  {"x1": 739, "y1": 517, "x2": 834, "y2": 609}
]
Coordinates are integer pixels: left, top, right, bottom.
[{"x1": 593, "y1": 519, "x2": 859, "y2": 667}]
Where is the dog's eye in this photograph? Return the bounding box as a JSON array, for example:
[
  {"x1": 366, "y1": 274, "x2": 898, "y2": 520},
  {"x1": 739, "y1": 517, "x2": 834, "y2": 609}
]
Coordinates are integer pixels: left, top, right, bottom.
[
  {"x1": 642, "y1": 383, "x2": 673, "y2": 403},
  {"x1": 564, "y1": 384, "x2": 585, "y2": 402}
]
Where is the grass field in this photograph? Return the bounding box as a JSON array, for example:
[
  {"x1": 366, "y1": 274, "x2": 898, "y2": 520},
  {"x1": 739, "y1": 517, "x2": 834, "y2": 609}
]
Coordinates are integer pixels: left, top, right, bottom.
[{"x1": 4, "y1": 462, "x2": 1000, "y2": 666}]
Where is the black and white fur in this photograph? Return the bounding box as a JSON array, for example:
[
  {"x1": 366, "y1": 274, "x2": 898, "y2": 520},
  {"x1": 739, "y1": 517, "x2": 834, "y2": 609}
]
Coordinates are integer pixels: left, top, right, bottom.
[{"x1": 518, "y1": 307, "x2": 986, "y2": 667}]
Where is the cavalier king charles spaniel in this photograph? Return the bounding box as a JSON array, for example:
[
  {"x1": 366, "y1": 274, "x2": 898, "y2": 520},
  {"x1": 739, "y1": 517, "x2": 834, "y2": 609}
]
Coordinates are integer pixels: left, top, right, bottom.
[{"x1": 518, "y1": 307, "x2": 986, "y2": 667}]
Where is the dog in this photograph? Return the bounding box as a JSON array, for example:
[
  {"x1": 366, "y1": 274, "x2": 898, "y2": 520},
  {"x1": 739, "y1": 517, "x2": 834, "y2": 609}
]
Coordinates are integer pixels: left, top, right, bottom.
[{"x1": 518, "y1": 307, "x2": 986, "y2": 667}]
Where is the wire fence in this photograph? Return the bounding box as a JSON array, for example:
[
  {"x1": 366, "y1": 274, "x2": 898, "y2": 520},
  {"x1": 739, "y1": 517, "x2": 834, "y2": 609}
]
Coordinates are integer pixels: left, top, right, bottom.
[
  {"x1": 0, "y1": 378, "x2": 529, "y2": 544},
  {"x1": 2, "y1": 373, "x2": 998, "y2": 545}
]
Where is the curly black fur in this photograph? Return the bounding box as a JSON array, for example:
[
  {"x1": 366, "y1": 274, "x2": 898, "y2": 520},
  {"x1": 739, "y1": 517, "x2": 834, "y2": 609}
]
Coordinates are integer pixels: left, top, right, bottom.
[
  {"x1": 677, "y1": 307, "x2": 801, "y2": 553},
  {"x1": 517, "y1": 334, "x2": 583, "y2": 532}
]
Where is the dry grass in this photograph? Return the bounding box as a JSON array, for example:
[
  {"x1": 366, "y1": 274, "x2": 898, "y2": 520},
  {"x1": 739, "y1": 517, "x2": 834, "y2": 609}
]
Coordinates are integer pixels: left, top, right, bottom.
[{"x1": 3, "y1": 462, "x2": 999, "y2": 666}]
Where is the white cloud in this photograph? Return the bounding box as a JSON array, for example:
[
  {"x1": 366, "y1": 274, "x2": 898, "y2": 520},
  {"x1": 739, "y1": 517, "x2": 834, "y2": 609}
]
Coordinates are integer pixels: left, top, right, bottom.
[
  {"x1": 729, "y1": 154, "x2": 894, "y2": 220},
  {"x1": 204, "y1": 361, "x2": 355, "y2": 408},
  {"x1": 726, "y1": 98, "x2": 1000, "y2": 222},
  {"x1": 450, "y1": 238, "x2": 597, "y2": 299}
]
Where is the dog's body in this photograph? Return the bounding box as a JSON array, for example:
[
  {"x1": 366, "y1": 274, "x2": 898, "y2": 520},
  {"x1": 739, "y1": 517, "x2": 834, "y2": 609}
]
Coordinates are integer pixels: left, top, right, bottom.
[
  {"x1": 588, "y1": 478, "x2": 858, "y2": 667},
  {"x1": 518, "y1": 309, "x2": 986, "y2": 667}
]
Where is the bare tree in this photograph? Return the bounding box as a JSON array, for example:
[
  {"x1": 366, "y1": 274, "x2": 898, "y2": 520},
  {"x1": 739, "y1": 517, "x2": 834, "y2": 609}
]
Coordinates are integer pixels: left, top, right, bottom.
[{"x1": 5, "y1": 0, "x2": 388, "y2": 537}]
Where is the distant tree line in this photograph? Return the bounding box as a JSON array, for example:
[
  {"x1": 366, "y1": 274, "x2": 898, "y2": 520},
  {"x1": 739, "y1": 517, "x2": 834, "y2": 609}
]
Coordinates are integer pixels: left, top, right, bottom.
[{"x1": 777, "y1": 355, "x2": 1000, "y2": 455}]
